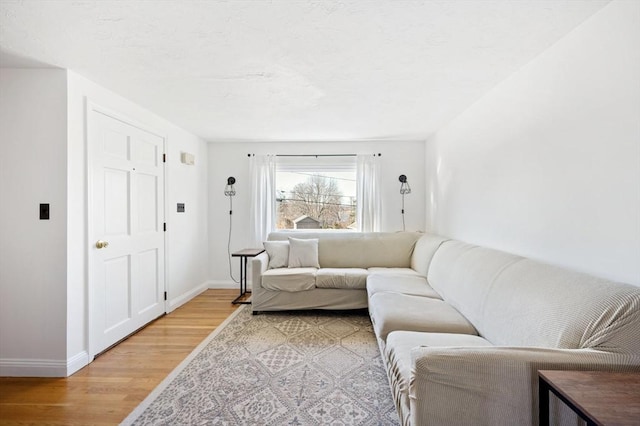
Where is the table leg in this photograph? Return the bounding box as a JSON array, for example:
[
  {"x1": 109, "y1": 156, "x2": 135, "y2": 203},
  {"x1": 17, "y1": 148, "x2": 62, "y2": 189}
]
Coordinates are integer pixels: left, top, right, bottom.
[
  {"x1": 243, "y1": 257, "x2": 247, "y2": 294},
  {"x1": 539, "y1": 374, "x2": 598, "y2": 426},
  {"x1": 539, "y1": 377, "x2": 550, "y2": 426},
  {"x1": 232, "y1": 255, "x2": 252, "y2": 305}
]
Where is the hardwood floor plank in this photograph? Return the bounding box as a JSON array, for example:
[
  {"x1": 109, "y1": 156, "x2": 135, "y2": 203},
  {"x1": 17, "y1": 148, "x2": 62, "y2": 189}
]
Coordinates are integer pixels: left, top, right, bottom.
[{"x1": 0, "y1": 289, "x2": 240, "y2": 425}]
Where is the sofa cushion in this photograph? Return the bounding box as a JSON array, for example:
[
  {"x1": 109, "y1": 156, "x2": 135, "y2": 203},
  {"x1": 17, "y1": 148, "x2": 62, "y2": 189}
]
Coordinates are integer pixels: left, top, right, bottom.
[
  {"x1": 261, "y1": 267, "x2": 317, "y2": 292},
  {"x1": 366, "y1": 273, "x2": 441, "y2": 299},
  {"x1": 369, "y1": 293, "x2": 477, "y2": 342},
  {"x1": 385, "y1": 331, "x2": 493, "y2": 426},
  {"x1": 427, "y1": 240, "x2": 522, "y2": 335},
  {"x1": 268, "y1": 231, "x2": 422, "y2": 269},
  {"x1": 288, "y1": 238, "x2": 320, "y2": 268},
  {"x1": 484, "y1": 259, "x2": 640, "y2": 352},
  {"x1": 263, "y1": 241, "x2": 289, "y2": 269},
  {"x1": 411, "y1": 233, "x2": 450, "y2": 277},
  {"x1": 316, "y1": 268, "x2": 369, "y2": 289},
  {"x1": 367, "y1": 267, "x2": 421, "y2": 276}
]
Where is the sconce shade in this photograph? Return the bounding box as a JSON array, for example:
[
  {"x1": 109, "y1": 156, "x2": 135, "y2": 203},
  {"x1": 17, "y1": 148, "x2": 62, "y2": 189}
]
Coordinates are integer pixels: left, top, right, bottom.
[
  {"x1": 399, "y1": 175, "x2": 411, "y2": 194},
  {"x1": 224, "y1": 176, "x2": 236, "y2": 196}
]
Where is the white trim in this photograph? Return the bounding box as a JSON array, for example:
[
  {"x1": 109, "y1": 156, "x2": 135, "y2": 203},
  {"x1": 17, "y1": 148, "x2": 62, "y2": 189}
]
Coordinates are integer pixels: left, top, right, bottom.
[
  {"x1": 0, "y1": 358, "x2": 68, "y2": 377},
  {"x1": 207, "y1": 280, "x2": 242, "y2": 289},
  {"x1": 86, "y1": 99, "x2": 97, "y2": 360},
  {"x1": 67, "y1": 351, "x2": 90, "y2": 376},
  {"x1": 162, "y1": 135, "x2": 169, "y2": 315},
  {"x1": 167, "y1": 282, "x2": 208, "y2": 313},
  {"x1": 85, "y1": 101, "x2": 166, "y2": 139}
]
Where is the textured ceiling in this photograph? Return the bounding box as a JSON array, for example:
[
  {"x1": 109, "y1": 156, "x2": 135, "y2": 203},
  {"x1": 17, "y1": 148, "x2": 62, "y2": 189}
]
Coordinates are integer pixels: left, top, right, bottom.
[{"x1": 0, "y1": 0, "x2": 610, "y2": 142}]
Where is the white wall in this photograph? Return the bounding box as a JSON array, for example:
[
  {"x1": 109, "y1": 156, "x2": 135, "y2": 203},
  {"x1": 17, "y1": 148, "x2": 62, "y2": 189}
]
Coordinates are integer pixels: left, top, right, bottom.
[
  {"x1": 165, "y1": 130, "x2": 210, "y2": 310},
  {"x1": 0, "y1": 68, "x2": 209, "y2": 377},
  {"x1": 208, "y1": 140, "x2": 426, "y2": 285},
  {"x1": 425, "y1": 0, "x2": 640, "y2": 285},
  {"x1": 66, "y1": 72, "x2": 210, "y2": 372},
  {"x1": 0, "y1": 68, "x2": 69, "y2": 375}
]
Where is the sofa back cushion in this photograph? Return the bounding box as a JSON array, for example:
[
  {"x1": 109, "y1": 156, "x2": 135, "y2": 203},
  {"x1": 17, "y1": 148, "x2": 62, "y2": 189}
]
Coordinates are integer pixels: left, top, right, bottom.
[
  {"x1": 267, "y1": 231, "x2": 421, "y2": 269},
  {"x1": 427, "y1": 240, "x2": 522, "y2": 335},
  {"x1": 428, "y1": 240, "x2": 640, "y2": 354},
  {"x1": 411, "y1": 233, "x2": 450, "y2": 276},
  {"x1": 484, "y1": 260, "x2": 640, "y2": 353}
]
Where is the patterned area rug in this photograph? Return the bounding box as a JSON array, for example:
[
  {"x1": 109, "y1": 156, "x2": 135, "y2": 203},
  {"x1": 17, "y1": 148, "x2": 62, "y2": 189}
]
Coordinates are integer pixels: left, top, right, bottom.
[{"x1": 122, "y1": 305, "x2": 399, "y2": 425}]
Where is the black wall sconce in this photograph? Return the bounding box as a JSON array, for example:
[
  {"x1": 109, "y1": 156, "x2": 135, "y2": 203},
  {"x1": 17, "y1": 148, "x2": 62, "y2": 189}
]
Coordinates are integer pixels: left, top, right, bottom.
[
  {"x1": 225, "y1": 176, "x2": 238, "y2": 284},
  {"x1": 224, "y1": 176, "x2": 236, "y2": 197},
  {"x1": 399, "y1": 175, "x2": 411, "y2": 231}
]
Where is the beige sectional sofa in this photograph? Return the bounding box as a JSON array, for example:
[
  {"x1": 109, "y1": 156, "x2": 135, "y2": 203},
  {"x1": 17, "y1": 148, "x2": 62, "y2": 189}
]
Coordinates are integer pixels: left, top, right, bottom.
[
  {"x1": 252, "y1": 231, "x2": 640, "y2": 426},
  {"x1": 251, "y1": 231, "x2": 423, "y2": 312}
]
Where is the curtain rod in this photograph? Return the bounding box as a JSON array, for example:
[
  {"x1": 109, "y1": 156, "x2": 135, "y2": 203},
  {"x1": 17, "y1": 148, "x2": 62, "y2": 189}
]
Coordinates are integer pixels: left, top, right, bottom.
[{"x1": 247, "y1": 153, "x2": 381, "y2": 157}]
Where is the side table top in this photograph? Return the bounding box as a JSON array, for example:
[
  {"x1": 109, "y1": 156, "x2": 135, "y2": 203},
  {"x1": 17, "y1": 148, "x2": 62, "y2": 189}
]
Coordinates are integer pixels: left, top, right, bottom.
[
  {"x1": 232, "y1": 248, "x2": 265, "y2": 257},
  {"x1": 539, "y1": 370, "x2": 640, "y2": 426}
]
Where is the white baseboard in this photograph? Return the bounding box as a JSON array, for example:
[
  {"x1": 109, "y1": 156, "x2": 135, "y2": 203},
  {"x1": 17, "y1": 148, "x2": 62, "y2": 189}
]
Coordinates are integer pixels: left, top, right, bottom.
[
  {"x1": 0, "y1": 351, "x2": 90, "y2": 377},
  {"x1": 67, "y1": 351, "x2": 89, "y2": 376},
  {"x1": 0, "y1": 358, "x2": 68, "y2": 377},
  {"x1": 167, "y1": 282, "x2": 209, "y2": 313},
  {"x1": 207, "y1": 280, "x2": 241, "y2": 289},
  {"x1": 0, "y1": 281, "x2": 241, "y2": 378}
]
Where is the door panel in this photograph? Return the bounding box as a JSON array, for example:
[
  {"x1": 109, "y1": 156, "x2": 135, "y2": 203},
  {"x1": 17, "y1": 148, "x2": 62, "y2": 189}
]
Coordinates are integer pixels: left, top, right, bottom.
[
  {"x1": 104, "y1": 168, "x2": 130, "y2": 236},
  {"x1": 136, "y1": 173, "x2": 158, "y2": 233},
  {"x1": 103, "y1": 129, "x2": 128, "y2": 159},
  {"x1": 89, "y1": 107, "x2": 165, "y2": 357},
  {"x1": 104, "y1": 255, "x2": 131, "y2": 332},
  {"x1": 137, "y1": 249, "x2": 159, "y2": 313},
  {"x1": 130, "y1": 136, "x2": 158, "y2": 166}
]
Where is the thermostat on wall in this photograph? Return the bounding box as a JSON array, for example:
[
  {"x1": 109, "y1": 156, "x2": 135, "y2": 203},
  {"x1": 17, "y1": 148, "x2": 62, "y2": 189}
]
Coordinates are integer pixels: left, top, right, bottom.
[{"x1": 180, "y1": 152, "x2": 195, "y2": 165}]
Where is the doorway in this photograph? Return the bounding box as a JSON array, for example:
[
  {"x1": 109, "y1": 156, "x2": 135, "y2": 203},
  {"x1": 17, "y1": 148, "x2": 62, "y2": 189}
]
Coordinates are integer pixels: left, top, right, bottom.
[{"x1": 87, "y1": 105, "x2": 166, "y2": 358}]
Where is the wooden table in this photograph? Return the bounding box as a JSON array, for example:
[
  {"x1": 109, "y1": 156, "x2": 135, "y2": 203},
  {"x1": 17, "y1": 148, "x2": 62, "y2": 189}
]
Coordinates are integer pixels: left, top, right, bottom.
[
  {"x1": 538, "y1": 370, "x2": 640, "y2": 426},
  {"x1": 231, "y1": 248, "x2": 265, "y2": 305}
]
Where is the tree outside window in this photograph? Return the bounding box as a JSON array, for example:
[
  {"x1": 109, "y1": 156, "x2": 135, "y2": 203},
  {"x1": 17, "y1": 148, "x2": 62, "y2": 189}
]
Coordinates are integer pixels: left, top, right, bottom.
[{"x1": 276, "y1": 172, "x2": 356, "y2": 230}]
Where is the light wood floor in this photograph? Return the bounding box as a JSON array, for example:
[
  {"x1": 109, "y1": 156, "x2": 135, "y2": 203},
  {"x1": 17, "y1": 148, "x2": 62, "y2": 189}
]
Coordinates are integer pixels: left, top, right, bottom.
[{"x1": 0, "y1": 289, "x2": 243, "y2": 425}]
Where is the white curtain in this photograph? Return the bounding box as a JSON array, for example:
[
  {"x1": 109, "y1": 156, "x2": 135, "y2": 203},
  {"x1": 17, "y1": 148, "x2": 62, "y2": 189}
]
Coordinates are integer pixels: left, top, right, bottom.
[
  {"x1": 249, "y1": 154, "x2": 277, "y2": 246},
  {"x1": 356, "y1": 154, "x2": 381, "y2": 232}
]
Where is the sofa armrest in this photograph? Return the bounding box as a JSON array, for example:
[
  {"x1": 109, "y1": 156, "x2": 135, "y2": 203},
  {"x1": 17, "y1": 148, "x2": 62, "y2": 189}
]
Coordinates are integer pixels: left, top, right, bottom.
[
  {"x1": 409, "y1": 346, "x2": 640, "y2": 426},
  {"x1": 251, "y1": 252, "x2": 269, "y2": 292}
]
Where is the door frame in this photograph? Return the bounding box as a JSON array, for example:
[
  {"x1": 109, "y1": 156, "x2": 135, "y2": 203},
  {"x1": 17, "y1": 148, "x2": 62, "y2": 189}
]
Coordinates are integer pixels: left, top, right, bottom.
[{"x1": 86, "y1": 100, "x2": 168, "y2": 360}]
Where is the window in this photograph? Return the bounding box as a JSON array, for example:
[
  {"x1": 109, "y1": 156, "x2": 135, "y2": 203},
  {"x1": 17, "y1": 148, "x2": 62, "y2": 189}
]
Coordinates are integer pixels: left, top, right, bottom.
[
  {"x1": 249, "y1": 153, "x2": 379, "y2": 244},
  {"x1": 275, "y1": 156, "x2": 357, "y2": 230}
]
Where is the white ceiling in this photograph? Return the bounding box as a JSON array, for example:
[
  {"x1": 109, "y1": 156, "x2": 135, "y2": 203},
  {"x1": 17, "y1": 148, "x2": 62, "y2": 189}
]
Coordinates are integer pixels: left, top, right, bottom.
[{"x1": 0, "y1": 0, "x2": 610, "y2": 142}]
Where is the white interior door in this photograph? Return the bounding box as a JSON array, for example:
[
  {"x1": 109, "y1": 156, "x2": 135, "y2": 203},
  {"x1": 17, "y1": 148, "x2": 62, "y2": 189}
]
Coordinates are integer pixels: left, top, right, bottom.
[{"x1": 89, "y1": 107, "x2": 166, "y2": 358}]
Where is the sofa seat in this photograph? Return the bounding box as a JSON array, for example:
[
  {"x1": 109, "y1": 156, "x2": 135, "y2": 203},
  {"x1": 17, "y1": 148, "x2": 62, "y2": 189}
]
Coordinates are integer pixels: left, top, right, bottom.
[
  {"x1": 369, "y1": 292, "x2": 477, "y2": 342},
  {"x1": 385, "y1": 331, "x2": 493, "y2": 426},
  {"x1": 366, "y1": 273, "x2": 441, "y2": 299},
  {"x1": 316, "y1": 268, "x2": 369, "y2": 289},
  {"x1": 367, "y1": 267, "x2": 422, "y2": 276},
  {"x1": 261, "y1": 267, "x2": 317, "y2": 292}
]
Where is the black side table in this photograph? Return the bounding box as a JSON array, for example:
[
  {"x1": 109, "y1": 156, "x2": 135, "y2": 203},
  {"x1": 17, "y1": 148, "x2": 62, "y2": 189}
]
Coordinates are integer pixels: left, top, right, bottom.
[{"x1": 231, "y1": 248, "x2": 265, "y2": 305}]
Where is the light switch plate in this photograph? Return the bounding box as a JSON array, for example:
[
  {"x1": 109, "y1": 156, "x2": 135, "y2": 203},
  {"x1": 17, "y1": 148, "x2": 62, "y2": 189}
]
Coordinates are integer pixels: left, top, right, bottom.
[{"x1": 40, "y1": 203, "x2": 50, "y2": 220}]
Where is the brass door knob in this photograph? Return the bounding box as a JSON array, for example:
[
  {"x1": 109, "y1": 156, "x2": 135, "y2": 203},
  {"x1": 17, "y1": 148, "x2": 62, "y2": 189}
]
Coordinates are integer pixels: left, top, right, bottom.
[{"x1": 95, "y1": 240, "x2": 109, "y2": 249}]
